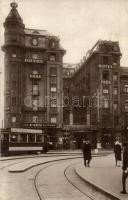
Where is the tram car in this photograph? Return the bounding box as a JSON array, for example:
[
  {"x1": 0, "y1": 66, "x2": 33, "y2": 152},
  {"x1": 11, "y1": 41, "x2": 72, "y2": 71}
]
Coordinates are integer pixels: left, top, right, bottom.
[{"x1": 0, "y1": 128, "x2": 48, "y2": 156}]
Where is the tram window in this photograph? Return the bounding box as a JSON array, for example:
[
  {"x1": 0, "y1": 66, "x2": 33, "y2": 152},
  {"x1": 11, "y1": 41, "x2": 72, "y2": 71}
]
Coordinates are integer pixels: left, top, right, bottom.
[
  {"x1": 3, "y1": 134, "x2": 9, "y2": 141},
  {"x1": 20, "y1": 134, "x2": 27, "y2": 142},
  {"x1": 28, "y1": 134, "x2": 35, "y2": 143},
  {"x1": 10, "y1": 134, "x2": 18, "y2": 142},
  {"x1": 36, "y1": 134, "x2": 42, "y2": 142}
]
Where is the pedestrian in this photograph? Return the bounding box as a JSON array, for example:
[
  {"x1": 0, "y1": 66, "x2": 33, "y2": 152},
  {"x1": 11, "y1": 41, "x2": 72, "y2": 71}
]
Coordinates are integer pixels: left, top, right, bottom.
[
  {"x1": 82, "y1": 138, "x2": 92, "y2": 167},
  {"x1": 120, "y1": 142, "x2": 128, "y2": 194},
  {"x1": 114, "y1": 140, "x2": 122, "y2": 167}
]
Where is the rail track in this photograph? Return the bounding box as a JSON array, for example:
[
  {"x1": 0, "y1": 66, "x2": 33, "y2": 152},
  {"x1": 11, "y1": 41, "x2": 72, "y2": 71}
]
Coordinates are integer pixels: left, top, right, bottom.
[{"x1": 33, "y1": 159, "x2": 114, "y2": 200}]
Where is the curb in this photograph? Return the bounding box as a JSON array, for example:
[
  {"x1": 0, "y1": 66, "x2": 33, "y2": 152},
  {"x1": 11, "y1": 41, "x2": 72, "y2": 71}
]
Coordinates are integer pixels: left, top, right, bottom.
[
  {"x1": 9, "y1": 156, "x2": 82, "y2": 173},
  {"x1": 75, "y1": 167, "x2": 123, "y2": 200}
]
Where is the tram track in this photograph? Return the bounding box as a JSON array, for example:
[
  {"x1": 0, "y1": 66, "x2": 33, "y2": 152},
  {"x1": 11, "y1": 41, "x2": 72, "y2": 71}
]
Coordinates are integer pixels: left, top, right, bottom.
[
  {"x1": 64, "y1": 163, "x2": 96, "y2": 200},
  {"x1": 33, "y1": 158, "x2": 114, "y2": 200},
  {"x1": 0, "y1": 153, "x2": 82, "y2": 170}
]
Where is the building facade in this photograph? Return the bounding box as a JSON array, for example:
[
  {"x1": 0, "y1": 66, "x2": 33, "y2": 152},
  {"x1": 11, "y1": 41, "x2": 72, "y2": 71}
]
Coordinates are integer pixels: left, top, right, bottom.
[
  {"x1": 2, "y1": 2, "x2": 65, "y2": 145},
  {"x1": 2, "y1": 2, "x2": 128, "y2": 149},
  {"x1": 63, "y1": 40, "x2": 124, "y2": 148}
]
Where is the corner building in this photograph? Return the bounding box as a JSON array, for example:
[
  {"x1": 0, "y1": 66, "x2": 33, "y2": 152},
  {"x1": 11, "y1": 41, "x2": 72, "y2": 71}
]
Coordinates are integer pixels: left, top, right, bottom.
[{"x1": 2, "y1": 2, "x2": 65, "y2": 144}]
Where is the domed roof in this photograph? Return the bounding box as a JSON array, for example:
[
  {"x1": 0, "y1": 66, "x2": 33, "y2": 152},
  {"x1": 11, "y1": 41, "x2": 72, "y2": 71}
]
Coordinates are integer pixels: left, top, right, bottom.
[{"x1": 5, "y1": 2, "x2": 23, "y2": 23}]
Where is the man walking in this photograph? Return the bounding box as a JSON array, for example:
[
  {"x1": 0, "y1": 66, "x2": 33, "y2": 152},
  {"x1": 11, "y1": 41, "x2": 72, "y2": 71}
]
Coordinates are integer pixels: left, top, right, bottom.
[{"x1": 82, "y1": 138, "x2": 92, "y2": 167}]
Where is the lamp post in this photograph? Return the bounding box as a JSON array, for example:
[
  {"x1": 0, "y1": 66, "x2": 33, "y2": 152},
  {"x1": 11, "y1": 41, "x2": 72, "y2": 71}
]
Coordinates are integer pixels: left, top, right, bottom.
[{"x1": 96, "y1": 89, "x2": 102, "y2": 149}]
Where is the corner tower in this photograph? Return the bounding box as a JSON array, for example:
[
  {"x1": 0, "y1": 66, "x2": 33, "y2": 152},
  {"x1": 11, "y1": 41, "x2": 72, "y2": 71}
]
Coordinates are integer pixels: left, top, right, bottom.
[{"x1": 2, "y1": 2, "x2": 25, "y2": 128}]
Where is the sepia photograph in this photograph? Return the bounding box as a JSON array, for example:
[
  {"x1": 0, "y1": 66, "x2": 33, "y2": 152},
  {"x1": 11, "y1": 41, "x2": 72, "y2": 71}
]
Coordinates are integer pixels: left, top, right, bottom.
[{"x1": 0, "y1": 0, "x2": 128, "y2": 199}]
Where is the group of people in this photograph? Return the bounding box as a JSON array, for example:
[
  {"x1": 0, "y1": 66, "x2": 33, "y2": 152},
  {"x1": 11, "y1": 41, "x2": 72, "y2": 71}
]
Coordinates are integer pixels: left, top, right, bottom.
[{"x1": 82, "y1": 138, "x2": 128, "y2": 194}]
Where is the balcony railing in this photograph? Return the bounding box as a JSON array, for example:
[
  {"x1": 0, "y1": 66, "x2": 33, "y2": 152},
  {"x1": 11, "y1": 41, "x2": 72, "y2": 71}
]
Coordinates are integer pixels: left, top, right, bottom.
[{"x1": 21, "y1": 106, "x2": 47, "y2": 112}]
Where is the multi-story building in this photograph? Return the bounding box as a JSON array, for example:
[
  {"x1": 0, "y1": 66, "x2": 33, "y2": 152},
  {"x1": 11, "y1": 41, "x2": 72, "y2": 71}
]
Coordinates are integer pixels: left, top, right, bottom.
[
  {"x1": 2, "y1": 2, "x2": 128, "y2": 150},
  {"x1": 2, "y1": 2, "x2": 65, "y2": 145},
  {"x1": 63, "y1": 40, "x2": 122, "y2": 148},
  {"x1": 120, "y1": 67, "x2": 128, "y2": 142}
]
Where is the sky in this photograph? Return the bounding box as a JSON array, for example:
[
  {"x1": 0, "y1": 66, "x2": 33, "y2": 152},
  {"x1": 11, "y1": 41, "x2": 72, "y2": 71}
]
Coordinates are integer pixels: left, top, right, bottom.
[{"x1": 0, "y1": 0, "x2": 128, "y2": 127}]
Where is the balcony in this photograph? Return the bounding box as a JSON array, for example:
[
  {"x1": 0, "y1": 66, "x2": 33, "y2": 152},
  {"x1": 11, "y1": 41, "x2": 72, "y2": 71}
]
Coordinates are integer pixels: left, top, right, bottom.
[
  {"x1": 21, "y1": 106, "x2": 47, "y2": 112},
  {"x1": 29, "y1": 74, "x2": 41, "y2": 80}
]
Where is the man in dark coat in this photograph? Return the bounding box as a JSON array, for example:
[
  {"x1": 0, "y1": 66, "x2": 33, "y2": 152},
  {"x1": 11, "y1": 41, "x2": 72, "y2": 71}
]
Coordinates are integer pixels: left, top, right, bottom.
[
  {"x1": 120, "y1": 142, "x2": 128, "y2": 194},
  {"x1": 114, "y1": 140, "x2": 122, "y2": 167},
  {"x1": 82, "y1": 138, "x2": 92, "y2": 167}
]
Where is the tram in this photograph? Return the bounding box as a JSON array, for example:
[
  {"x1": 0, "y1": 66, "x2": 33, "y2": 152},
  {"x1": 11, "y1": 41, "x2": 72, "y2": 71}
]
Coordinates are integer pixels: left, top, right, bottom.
[{"x1": 0, "y1": 128, "x2": 48, "y2": 156}]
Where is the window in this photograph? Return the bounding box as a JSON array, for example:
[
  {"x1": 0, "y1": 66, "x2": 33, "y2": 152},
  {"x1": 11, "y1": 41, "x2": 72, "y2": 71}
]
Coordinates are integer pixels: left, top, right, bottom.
[
  {"x1": 50, "y1": 77, "x2": 57, "y2": 84},
  {"x1": 103, "y1": 87, "x2": 109, "y2": 94},
  {"x1": 125, "y1": 101, "x2": 128, "y2": 111},
  {"x1": 102, "y1": 70, "x2": 109, "y2": 80},
  {"x1": 32, "y1": 84, "x2": 39, "y2": 95},
  {"x1": 32, "y1": 116, "x2": 38, "y2": 123},
  {"x1": 32, "y1": 70, "x2": 38, "y2": 75},
  {"x1": 103, "y1": 56, "x2": 109, "y2": 65},
  {"x1": 113, "y1": 56, "x2": 118, "y2": 65},
  {"x1": 28, "y1": 134, "x2": 35, "y2": 143},
  {"x1": 20, "y1": 134, "x2": 27, "y2": 142},
  {"x1": 36, "y1": 134, "x2": 43, "y2": 142},
  {"x1": 12, "y1": 116, "x2": 16, "y2": 123},
  {"x1": 113, "y1": 88, "x2": 118, "y2": 95},
  {"x1": 50, "y1": 98, "x2": 57, "y2": 107},
  {"x1": 11, "y1": 35, "x2": 17, "y2": 42},
  {"x1": 49, "y1": 53, "x2": 56, "y2": 61},
  {"x1": 12, "y1": 81, "x2": 16, "y2": 89},
  {"x1": 51, "y1": 92, "x2": 57, "y2": 98},
  {"x1": 11, "y1": 53, "x2": 16, "y2": 58},
  {"x1": 50, "y1": 67, "x2": 57, "y2": 76},
  {"x1": 12, "y1": 97, "x2": 16, "y2": 106},
  {"x1": 51, "y1": 116, "x2": 57, "y2": 123},
  {"x1": 51, "y1": 87, "x2": 56, "y2": 92},
  {"x1": 114, "y1": 103, "x2": 118, "y2": 110},
  {"x1": 32, "y1": 99, "x2": 38, "y2": 110},
  {"x1": 113, "y1": 74, "x2": 118, "y2": 81},
  {"x1": 10, "y1": 134, "x2": 18, "y2": 142},
  {"x1": 32, "y1": 54, "x2": 38, "y2": 59},
  {"x1": 103, "y1": 99, "x2": 109, "y2": 108},
  {"x1": 124, "y1": 85, "x2": 128, "y2": 93}
]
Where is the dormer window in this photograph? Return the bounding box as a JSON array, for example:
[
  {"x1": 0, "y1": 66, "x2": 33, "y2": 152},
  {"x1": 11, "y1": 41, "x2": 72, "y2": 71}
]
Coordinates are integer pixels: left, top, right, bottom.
[
  {"x1": 32, "y1": 38, "x2": 38, "y2": 46},
  {"x1": 51, "y1": 41, "x2": 55, "y2": 48}
]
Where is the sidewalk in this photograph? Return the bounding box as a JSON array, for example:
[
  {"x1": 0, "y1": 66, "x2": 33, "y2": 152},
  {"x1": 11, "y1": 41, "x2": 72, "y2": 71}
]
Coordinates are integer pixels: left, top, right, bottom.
[{"x1": 75, "y1": 154, "x2": 128, "y2": 200}]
